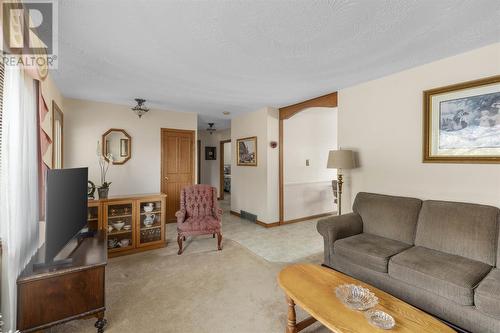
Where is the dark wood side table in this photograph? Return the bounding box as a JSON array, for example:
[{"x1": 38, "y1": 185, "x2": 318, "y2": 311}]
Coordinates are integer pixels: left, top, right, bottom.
[{"x1": 17, "y1": 231, "x2": 107, "y2": 332}]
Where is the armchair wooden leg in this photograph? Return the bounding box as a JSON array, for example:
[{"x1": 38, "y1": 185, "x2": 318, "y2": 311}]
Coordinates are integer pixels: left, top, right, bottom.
[
  {"x1": 183, "y1": 236, "x2": 186, "y2": 241},
  {"x1": 213, "y1": 233, "x2": 215, "y2": 238},
  {"x1": 217, "y1": 232, "x2": 222, "y2": 251},
  {"x1": 177, "y1": 234, "x2": 183, "y2": 255}
]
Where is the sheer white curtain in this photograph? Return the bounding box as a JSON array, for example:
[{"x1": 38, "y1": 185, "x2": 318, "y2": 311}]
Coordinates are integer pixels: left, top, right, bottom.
[{"x1": 0, "y1": 65, "x2": 39, "y2": 332}]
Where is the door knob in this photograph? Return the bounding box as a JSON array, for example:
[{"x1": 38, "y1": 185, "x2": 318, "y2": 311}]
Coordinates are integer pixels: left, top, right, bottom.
[{"x1": 164, "y1": 177, "x2": 169, "y2": 180}]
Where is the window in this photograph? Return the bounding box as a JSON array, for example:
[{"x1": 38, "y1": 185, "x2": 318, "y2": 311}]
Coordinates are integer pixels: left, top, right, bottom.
[
  {"x1": 0, "y1": 61, "x2": 4, "y2": 172},
  {"x1": 52, "y1": 102, "x2": 63, "y2": 168}
]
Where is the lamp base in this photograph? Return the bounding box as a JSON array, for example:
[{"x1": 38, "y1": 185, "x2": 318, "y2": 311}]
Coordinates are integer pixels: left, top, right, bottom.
[{"x1": 337, "y1": 174, "x2": 343, "y2": 215}]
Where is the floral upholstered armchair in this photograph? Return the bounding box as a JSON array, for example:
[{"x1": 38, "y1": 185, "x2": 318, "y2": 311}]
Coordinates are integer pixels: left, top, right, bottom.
[{"x1": 175, "y1": 184, "x2": 223, "y2": 255}]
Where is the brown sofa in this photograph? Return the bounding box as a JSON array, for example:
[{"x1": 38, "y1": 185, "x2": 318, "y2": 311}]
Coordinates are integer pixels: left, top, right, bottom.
[{"x1": 317, "y1": 192, "x2": 500, "y2": 333}]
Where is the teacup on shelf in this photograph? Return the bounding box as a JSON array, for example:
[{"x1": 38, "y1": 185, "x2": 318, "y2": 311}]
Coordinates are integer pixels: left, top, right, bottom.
[
  {"x1": 120, "y1": 239, "x2": 130, "y2": 247},
  {"x1": 144, "y1": 203, "x2": 154, "y2": 213}
]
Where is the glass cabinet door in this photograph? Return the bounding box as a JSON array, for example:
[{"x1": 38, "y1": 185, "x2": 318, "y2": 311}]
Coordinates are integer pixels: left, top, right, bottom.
[
  {"x1": 87, "y1": 202, "x2": 100, "y2": 232},
  {"x1": 106, "y1": 200, "x2": 134, "y2": 252},
  {"x1": 137, "y1": 198, "x2": 164, "y2": 247}
]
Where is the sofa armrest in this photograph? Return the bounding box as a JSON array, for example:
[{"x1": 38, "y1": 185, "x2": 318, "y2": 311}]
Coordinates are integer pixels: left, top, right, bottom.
[
  {"x1": 317, "y1": 213, "x2": 363, "y2": 266},
  {"x1": 317, "y1": 213, "x2": 363, "y2": 241}
]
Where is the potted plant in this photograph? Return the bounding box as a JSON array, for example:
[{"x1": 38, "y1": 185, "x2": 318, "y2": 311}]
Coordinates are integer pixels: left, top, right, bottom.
[{"x1": 97, "y1": 141, "x2": 113, "y2": 199}]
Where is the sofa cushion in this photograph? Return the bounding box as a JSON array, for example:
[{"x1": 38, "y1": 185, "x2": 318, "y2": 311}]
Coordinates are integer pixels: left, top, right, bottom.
[
  {"x1": 389, "y1": 246, "x2": 491, "y2": 306},
  {"x1": 353, "y1": 192, "x2": 422, "y2": 244},
  {"x1": 334, "y1": 233, "x2": 411, "y2": 273},
  {"x1": 415, "y1": 200, "x2": 499, "y2": 266},
  {"x1": 475, "y1": 269, "x2": 500, "y2": 318}
]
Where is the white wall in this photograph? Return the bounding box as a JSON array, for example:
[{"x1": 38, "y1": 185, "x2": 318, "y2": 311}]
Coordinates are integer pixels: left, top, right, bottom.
[
  {"x1": 339, "y1": 43, "x2": 500, "y2": 213},
  {"x1": 283, "y1": 107, "x2": 337, "y2": 220},
  {"x1": 266, "y1": 108, "x2": 280, "y2": 222},
  {"x1": 63, "y1": 98, "x2": 197, "y2": 196},
  {"x1": 231, "y1": 107, "x2": 279, "y2": 223},
  {"x1": 198, "y1": 128, "x2": 230, "y2": 196},
  {"x1": 223, "y1": 141, "x2": 231, "y2": 165}
]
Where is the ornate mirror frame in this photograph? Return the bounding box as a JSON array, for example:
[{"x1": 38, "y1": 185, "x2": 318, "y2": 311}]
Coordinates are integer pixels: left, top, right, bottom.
[{"x1": 102, "y1": 128, "x2": 132, "y2": 165}]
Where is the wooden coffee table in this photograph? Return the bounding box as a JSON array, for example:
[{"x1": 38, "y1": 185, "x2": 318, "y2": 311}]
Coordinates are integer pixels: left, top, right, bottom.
[{"x1": 278, "y1": 264, "x2": 455, "y2": 333}]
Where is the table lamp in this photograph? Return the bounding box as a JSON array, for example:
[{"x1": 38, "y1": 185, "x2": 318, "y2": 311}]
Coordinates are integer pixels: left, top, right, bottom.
[{"x1": 327, "y1": 149, "x2": 355, "y2": 215}]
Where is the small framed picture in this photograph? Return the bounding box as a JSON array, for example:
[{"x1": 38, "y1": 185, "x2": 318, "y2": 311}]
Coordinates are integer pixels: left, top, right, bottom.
[
  {"x1": 237, "y1": 136, "x2": 257, "y2": 166},
  {"x1": 205, "y1": 146, "x2": 216, "y2": 160},
  {"x1": 120, "y1": 138, "x2": 129, "y2": 157},
  {"x1": 424, "y1": 75, "x2": 500, "y2": 163}
]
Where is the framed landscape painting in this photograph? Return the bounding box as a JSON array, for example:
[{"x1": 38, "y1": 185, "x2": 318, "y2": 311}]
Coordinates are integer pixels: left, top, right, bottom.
[
  {"x1": 423, "y1": 75, "x2": 500, "y2": 163},
  {"x1": 237, "y1": 136, "x2": 257, "y2": 166}
]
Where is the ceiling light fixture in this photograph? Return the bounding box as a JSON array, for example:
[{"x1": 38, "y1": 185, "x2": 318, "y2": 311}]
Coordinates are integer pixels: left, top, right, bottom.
[
  {"x1": 206, "y1": 123, "x2": 216, "y2": 135},
  {"x1": 131, "y1": 98, "x2": 149, "y2": 118},
  {"x1": 222, "y1": 111, "x2": 230, "y2": 116}
]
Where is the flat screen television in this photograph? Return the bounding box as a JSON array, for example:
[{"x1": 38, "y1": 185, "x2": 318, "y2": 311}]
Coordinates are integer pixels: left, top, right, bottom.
[{"x1": 40, "y1": 167, "x2": 88, "y2": 267}]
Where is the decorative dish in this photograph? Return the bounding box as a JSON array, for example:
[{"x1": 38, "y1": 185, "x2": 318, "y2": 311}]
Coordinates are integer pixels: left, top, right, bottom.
[
  {"x1": 365, "y1": 309, "x2": 395, "y2": 329},
  {"x1": 335, "y1": 284, "x2": 378, "y2": 311}
]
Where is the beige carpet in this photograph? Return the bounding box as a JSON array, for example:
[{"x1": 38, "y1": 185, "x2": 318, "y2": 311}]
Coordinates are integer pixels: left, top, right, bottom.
[{"x1": 51, "y1": 237, "x2": 329, "y2": 333}]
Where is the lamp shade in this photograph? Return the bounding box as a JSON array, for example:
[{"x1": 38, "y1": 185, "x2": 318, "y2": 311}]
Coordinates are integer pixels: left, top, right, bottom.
[{"x1": 327, "y1": 150, "x2": 355, "y2": 169}]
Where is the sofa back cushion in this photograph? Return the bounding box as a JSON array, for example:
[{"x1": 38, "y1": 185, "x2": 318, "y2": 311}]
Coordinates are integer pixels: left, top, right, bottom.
[
  {"x1": 353, "y1": 192, "x2": 422, "y2": 244},
  {"x1": 415, "y1": 200, "x2": 499, "y2": 266},
  {"x1": 181, "y1": 184, "x2": 215, "y2": 218}
]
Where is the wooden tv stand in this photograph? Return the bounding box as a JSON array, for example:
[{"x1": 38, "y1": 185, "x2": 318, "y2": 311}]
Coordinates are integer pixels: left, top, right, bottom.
[{"x1": 17, "y1": 231, "x2": 107, "y2": 332}]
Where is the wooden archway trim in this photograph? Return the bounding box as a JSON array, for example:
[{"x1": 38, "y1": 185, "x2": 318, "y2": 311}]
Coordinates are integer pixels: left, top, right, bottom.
[
  {"x1": 278, "y1": 92, "x2": 338, "y2": 223},
  {"x1": 279, "y1": 92, "x2": 337, "y2": 120},
  {"x1": 219, "y1": 139, "x2": 231, "y2": 200}
]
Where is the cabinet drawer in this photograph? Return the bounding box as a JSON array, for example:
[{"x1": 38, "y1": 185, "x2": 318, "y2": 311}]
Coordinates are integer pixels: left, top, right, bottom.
[{"x1": 17, "y1": 266, "x2": 105, "y2": 330}]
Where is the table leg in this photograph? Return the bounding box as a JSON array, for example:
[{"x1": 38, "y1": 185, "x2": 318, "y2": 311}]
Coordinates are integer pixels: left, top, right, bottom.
[{"x1": 286, "y1": 295, "x2": 297, "y2": 333}]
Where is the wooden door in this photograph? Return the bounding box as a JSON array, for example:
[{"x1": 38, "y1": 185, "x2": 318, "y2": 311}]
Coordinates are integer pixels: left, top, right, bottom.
[{"x1": 161, "y1": 129, "x2": 195, "y2": 221}]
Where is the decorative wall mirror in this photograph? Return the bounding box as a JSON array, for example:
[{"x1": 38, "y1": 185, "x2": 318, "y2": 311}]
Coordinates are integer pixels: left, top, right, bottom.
[{"x1": 102, "y1": 128, "x2": 132, "y2": 164}]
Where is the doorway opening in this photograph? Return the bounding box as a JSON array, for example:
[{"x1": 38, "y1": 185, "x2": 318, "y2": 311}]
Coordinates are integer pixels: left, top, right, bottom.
[
  {"x1": 219, "y1": 139, "x2": 231, "y2": 204},
  {"x1": 279, "y1": 92, "x2": 338, "y2": 224}
]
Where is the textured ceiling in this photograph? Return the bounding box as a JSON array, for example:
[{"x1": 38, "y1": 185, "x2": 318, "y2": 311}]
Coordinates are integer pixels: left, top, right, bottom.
[{"x1": 52, "y1": 0, "x2": 500, "y2": 128}]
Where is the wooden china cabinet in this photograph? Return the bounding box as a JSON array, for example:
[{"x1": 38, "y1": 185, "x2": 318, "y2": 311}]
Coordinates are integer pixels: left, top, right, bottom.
[
  {"x1": 87, "y1": 200, "x2": 103, "y2": 231},
  {"x1": 87, "y1": 193, "x2": 167, "y2": 257}
]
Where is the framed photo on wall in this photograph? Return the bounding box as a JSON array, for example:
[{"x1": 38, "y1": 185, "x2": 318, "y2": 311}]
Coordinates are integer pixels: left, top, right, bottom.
[
  {"x1": 423, "y1": 75, "x2": 500, "y2": 163},
  {"x1": 205, "y1": 146, "x2": 216, "y2": 160},
  {"x1": 237, "y1": 136, "x2": 257, "y2": 166}
]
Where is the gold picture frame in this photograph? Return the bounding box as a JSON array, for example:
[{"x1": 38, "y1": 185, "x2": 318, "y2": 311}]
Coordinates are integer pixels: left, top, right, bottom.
[
  {"x1": 237, "y1": 136, "x2": 257, "y2": 166},
  {"x1": 423, "y1": 75, "x2": 500, "y2": 163}
]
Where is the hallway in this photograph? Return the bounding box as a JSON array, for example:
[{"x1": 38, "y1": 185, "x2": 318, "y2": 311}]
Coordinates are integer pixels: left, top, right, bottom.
[{"x1": 166, "y1": 193, "x2": 324, "y2": 263}]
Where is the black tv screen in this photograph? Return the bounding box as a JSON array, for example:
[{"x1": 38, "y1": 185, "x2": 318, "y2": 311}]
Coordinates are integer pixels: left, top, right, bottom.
[{"x1": 44, "y1": 167, "x2": 88, "y2": 263}]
